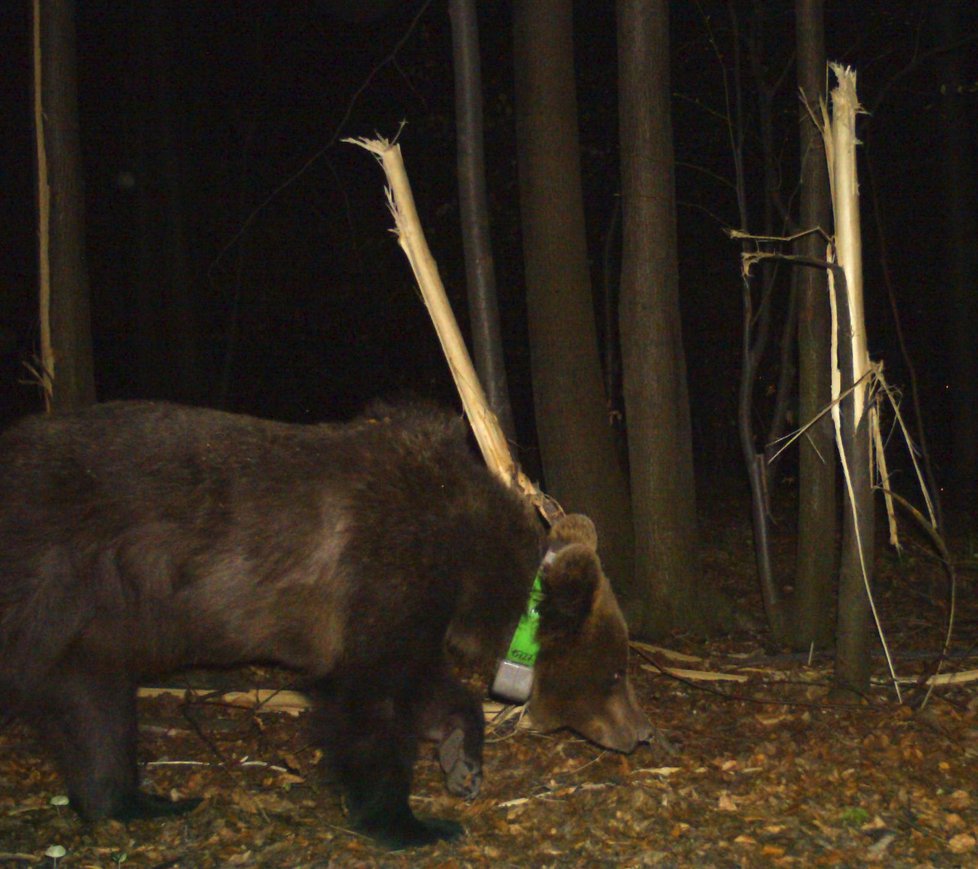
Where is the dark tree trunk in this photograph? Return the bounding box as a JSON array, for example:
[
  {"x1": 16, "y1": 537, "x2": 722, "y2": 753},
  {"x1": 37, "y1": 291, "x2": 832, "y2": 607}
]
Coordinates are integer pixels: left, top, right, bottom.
[
  {"x1": 792, "y1": 0, "x2": 837, "y2": 647},
  {"x1": 831, "y1": 254, "x2": 874, "y2": 698},
  {"x1": 449, "y1": 0, "x2": 515, "y2": 442},
  {"x1": 731, "y1": 2, "x2": 784, "y2": 639},
  {"x1": 513, "y1": 0, "x2": 634, "y2": 593},
  {"x1": 616, "y1": 0, "x2": 709, "y2": 635},
  {"x1": 34, "y1": 0, "x2": 96, "y2": 411},
  {"x1": 834, "y1": 408, "x2": 875, "y2": 697}
]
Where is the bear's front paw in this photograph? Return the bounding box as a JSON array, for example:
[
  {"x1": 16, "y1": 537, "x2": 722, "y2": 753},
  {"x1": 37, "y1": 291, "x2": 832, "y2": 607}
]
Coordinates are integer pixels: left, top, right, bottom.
[
  {"x1": 362, "y1": 811, "x2": 464, "y2": 849},
  {"x1": 96, "y1": 789, "x2": 202, "y2": 822},
  {"x1": 438, "y1": 727, "x2": 482, "y2": 798}
]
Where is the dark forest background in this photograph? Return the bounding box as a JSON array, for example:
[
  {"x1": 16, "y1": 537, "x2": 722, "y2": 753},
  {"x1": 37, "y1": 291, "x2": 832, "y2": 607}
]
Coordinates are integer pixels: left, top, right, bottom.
[{"x1": 1, "y1": 0, "x2": 976, "y2": 486}]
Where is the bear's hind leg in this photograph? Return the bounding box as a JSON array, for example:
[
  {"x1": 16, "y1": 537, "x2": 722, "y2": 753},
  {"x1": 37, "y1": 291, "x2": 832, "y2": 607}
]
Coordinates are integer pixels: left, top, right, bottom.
[
  {"x1": 312, "y1": 680, "x2": 463, "y2": 849},
  {"x1": 30, "y1": 659, "x2": 200, "y2": 821}
]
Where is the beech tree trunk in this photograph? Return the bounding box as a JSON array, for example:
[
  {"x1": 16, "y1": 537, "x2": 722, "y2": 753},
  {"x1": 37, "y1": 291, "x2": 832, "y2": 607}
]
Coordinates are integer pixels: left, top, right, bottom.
[
  {"x1": 616, "y1": 0, "x2": 706, "y2": 635},
  {"x1": 513, "y1": 0, "x2": 634, "y2": 594},
  {"x1": 834, "y1": 408, "x2": 875, "y2": 695},
  {"x1": 450, "y1": 0, "x2": 515, "y2": 442},
  {"x1": 34, "y1": 0, "x2": 96, "y2": 411},
  {"x1": 827, "y1": 66, "x2": 874, "y2": 698},
  {"x1": 833, "y1": 265, "x2": 874, "y2": 696},
  {"x1": 792, "y1": 0, "x2": 836, "y2": 647}
]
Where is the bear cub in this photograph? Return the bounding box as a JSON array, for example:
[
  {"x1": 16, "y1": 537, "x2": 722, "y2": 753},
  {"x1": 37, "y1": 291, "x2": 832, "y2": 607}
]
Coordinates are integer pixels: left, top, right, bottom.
[{"x1": 0, "y1": 401, "x2": 650, "y2": 848}]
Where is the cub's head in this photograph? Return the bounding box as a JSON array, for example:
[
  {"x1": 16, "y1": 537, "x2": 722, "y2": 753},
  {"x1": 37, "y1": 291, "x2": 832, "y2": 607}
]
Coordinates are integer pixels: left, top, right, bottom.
[{"x1": 528, "y1": 515, "x2": 652, "y2": 753}]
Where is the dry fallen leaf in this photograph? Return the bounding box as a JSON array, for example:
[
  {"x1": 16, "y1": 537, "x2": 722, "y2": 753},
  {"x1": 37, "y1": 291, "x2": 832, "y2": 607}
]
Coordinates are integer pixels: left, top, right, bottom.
[
  {"x1": 717, "y1": 792, "x2": 738, "y2": 812},
  {"x1": 947, "y1": 789, "x2": 971, "y2": 811},
  {"x1": 948, "y1": 833, "x2": 976, "y2": 854},
  {"x1": 944, "y1": 812, "x2": 967, "y2": 831}
]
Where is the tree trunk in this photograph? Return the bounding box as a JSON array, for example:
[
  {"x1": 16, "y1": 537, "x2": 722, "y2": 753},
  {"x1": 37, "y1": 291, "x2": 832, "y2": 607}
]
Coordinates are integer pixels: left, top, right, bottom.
[
  {"x1": 729, "y1": 2, "x2": 785, "y2": 639},
  {"x1": 616, "y1": 0, "x2": 706, "y2": 635},
  {"x1": 834, "y1": 271, "x2": 874, "y2": 695},
  {"x1": 34, "y1": 0, "x2": 96, "y2": 411},
  {"x1": 793, "y1": 0, "x2": 836, "y2": 647},
  {"x1": 450, "y1": 0, "x2": 515, "y2": 442},
  {"x1": 828, "y1": 65, "x2": 873, "y2": 698},
  {"x1": 834, "y1": 407, "x2": 875, "y2": 696},
  {"x1": 513, "y1": 0, "x2": 634, "y2": 594}
]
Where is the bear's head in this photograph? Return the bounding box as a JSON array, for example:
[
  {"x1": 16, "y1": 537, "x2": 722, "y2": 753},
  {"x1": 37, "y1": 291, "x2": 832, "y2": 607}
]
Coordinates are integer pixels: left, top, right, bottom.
[{"x1": 528, "y1": 515, "x2": 652, "y2": 753}]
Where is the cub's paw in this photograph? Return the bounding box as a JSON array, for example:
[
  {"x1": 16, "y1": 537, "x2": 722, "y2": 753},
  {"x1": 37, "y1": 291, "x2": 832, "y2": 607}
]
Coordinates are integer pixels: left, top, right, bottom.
[{"x1": 438, "y1": 727, "x2": 482, "y2": 798}]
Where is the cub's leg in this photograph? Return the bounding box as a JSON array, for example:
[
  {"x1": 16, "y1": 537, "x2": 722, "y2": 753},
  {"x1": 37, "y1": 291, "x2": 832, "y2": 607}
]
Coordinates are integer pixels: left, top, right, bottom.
[
  {"x1": 29, "y1": 654, "x2": 200, "y2": 821},
  {"x1": 416, "y1": 665, "x2": 485, "y2": 799},
  {"x1": 311, "y1": 678, "x2": 463, "y2": 848}
]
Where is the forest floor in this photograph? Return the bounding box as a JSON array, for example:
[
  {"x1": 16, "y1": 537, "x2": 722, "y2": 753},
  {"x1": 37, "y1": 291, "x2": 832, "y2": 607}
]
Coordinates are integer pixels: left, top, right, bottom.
[{"x1": 1, "y1": 491, "x2": 976, "y2": 868}]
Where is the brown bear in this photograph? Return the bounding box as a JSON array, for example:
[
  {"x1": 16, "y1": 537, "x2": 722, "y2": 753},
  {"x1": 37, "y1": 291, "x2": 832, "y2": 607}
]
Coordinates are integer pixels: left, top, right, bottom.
[{"x1": 0, "y1": 401, "x2": 651, "y2": 848}]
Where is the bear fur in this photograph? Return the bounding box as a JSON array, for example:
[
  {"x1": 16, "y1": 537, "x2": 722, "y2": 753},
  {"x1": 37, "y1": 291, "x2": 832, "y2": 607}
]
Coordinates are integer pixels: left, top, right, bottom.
[{"x1": 0, "y1": 401, "x2": 650, "y2": 848}]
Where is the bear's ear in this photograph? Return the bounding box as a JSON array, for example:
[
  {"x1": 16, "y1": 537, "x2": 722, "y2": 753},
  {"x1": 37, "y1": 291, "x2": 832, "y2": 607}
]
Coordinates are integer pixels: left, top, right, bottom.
[
  {"x1": 536, "y1": 542, "x2": 601, "y2": 643},
  {"x1": 546, "y1": 514, "x2": 598, "y2": 553}
]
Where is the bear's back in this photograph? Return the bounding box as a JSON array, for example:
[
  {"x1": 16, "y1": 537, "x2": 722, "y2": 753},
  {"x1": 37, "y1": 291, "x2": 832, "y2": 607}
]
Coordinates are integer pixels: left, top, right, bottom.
[{"x1": 0, "y1": 402, "x2": 541, "y2": 688}]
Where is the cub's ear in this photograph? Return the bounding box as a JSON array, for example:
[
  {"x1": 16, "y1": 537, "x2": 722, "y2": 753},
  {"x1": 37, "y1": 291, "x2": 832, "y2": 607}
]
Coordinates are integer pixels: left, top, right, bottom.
[
  {"x1": 536, "y1": 542, "x2": 601, "y2": 644},
  {"x1": 546, "y1": 514, "x2": 598, "y2": 552}
]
